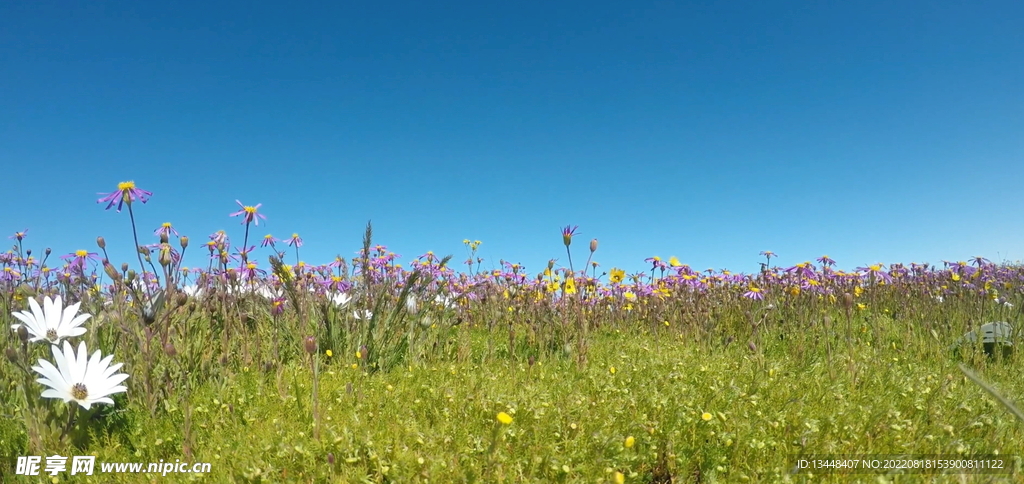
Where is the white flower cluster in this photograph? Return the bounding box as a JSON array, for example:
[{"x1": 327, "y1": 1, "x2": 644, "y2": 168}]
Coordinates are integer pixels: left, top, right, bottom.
[{"x1": 10, "y1": 295, "x2": 128, "y2": 410}]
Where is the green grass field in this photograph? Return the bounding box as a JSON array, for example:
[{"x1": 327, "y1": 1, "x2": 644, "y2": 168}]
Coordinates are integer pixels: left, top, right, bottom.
[{"x1": 3, "y1": 306, "x2": 1022, "y2": 483}]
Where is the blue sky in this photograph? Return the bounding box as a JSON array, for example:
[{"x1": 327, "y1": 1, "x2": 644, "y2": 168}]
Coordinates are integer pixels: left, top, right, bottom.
[{"x1": 1, "y1": 0, "x2": 1022, "y2": 278}]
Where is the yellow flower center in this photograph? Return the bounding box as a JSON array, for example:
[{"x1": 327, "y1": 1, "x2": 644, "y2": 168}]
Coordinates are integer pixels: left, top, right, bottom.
[
  {"x1": 71, "y1": 383, "x2": 88, "y2": 400},
  {"x1": 162, "y1": 222, "x2": 172, "y2": 228},
  {"x1": 244, "y1": 206, "x2": 258, "y2": 214},
  {"x1": 75, "y1": 250, "x2": 88, "y2": 257},
  {"x1": 117, "y1": 181, "x2": 135, "y2": 190}
]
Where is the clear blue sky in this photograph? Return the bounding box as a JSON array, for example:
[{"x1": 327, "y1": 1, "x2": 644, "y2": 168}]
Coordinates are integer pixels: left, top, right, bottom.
[{"x1": 2, "y1": 0, "x2": 1022, "y2": 277}]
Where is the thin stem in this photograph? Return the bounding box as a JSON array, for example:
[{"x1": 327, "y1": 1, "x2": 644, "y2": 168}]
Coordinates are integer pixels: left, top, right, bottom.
[
  {"x1": 127, "y1": 203, "x2": 153, "y2": 301},
  {"x1": 241, "y1": 222, "x2": 251, "y2": 266}
]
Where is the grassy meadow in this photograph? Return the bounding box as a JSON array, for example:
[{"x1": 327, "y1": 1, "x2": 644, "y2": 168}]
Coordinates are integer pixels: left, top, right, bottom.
[{"x1": 1, "y1": 188, "x2": 1022, "y2": 483}]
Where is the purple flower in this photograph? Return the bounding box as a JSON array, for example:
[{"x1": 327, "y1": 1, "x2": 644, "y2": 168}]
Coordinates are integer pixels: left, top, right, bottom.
[
  {"x1": 154, "y1": 222, "x2": 179, "y2": 238},
  {"x1": 261, "y1": 234, "x2": 279, "y2": 248},
  {"x1": 285, "y1": 233, "x2": 303, "y2": 248},
  {"x1": 9, "y1": 229, "x2": 28, "y2": 241},
  {"x1": 561, "y1": 225, "x2": 579, "y2": 247},
  {"x1": 60, "y1": 250, "x2": 101, "y2": 270},
  {"x1": 816, "y1": 255, "x2": 836, "y2": 267},
  {"x1": 97, "y1": 181, "x2": 152, "y2": 212},
  {"x1": 229, "y1": 200, "x2": 267, "y2": 226},
  {"x1": 270, "y1": 297, "x2": 287, "y2": 316},
  {"x1": 743, "y1": 286, "x2": 764, "y2": 300}
]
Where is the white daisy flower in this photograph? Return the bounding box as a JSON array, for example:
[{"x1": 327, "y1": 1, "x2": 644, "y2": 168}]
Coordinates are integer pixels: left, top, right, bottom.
[
  {"x1": 353, "y1": 309, "x2": 373, "y2": 320},
  {"x1": 32, "y1": 340, "x2": 129, "y2": 410},
  {"x1": 181, "y1": 284, "x2": 204, "y2": 298},
  {"x1": 329, "y1": 292, "x2": 352, "y2": 308},
  {"x1": 10, "y1": 295, "x2": 91, "y2": 344}
]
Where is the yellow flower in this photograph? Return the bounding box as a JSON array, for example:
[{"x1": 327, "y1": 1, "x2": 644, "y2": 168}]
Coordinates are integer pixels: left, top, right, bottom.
[
  {"x1": 951, "y1": 273, "x2": 961, "y2": 282},
  {"x1": 857, "y1": 303, "x2": 866, "y2": 311},
  {"x1": 355, "y1": 350, "x2": 362, "y2": 359},
  {"x1": 854, "y1": 286, "x2": 864, "y2": 297},
  {"x1": 497, "y1": 412, "x2": 513, "y2": 425},
  {"x1": 609, "y1": 366, "x2": 616, "y2": 375},
  {"x1": 614, "y1": 471, "x2": 625, "y2": 484},
  {"x1": 788, "y1": 286, "x2": 800, "y2": 296},
  {"x1": 609, "y1": 268, "x2": 625, "y2": 284},
  {"x1": 702, "y1": 412, "x2": 712, "y2": 421},
  {"x1": 564, "y1": 277, "x2": 577, "y2": 295},
  {"x1": 624, "y1": 436, "x2": 635, "y2": 448},
  {"x1": 668, "y1": 256, "x2": 681, "y2": 267},
  {"x1": 325, "y1": 350, "x2": 333, "y2": 357}
]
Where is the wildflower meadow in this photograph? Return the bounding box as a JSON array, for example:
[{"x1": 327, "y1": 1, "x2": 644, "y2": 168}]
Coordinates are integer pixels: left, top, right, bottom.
[{"x1": 1, "y1": 181, "x2": 1022, "y2": 483}]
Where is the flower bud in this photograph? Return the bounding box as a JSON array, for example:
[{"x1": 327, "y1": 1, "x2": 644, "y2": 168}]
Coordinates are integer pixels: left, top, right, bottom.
[
  {"x1": 304, "y1": 336, "x2": 317, "y2": 354},
  {"x1": 163, "y1": 342, "x2": 178, "y2": 358},
  {"x1": 126, "y1": 270, "x2": 137, "y2": 283},
  {"x1": 103, "y1": 261, "x2": 121, "y2": 281},
  {"x1": 327, "y1": 453, "x2": 335, "y2": 466},
  {"x1": 25, "y1": 249, "x2": 31, "y2": 257},
  {"x1": 589, "y1": 238, "x2": 598, "y2": 253},
  {"x1": 17, "y1": 325, "x2": 29, "y2": 343},
  {"x1": 97, "y1": 237, "x2": 106, "y2": 249},
  {"x1": 121, "y1": 263, "x2": 130, "y2": 273},
  {"x1": 843, "y1": 293, "x2": 854, "y2": 310},
  {"x1": 158, "y1": 247, "x2": 172, "y2": 267},
  {"x1": 180, "y1": 236, "x2": 189, "y2": 250},
  {"x1": 5, "y1": 347, "x2": 18, "y2": 364},
  {"x1": 358, "y1": 345, "x2": 369, "y2": 361},
  {"x1": 138, "y1": 245, "x2": 150, "y2": 256},
  {"x1": 44, "y1": 248, "x2": 51, "y2": 256},
  {"x1": 748, "y1": 341, "x2": 757, "y2": 352},
  {"x1": 160, "y1": 233, "x2": 169, "y2": 244}
]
